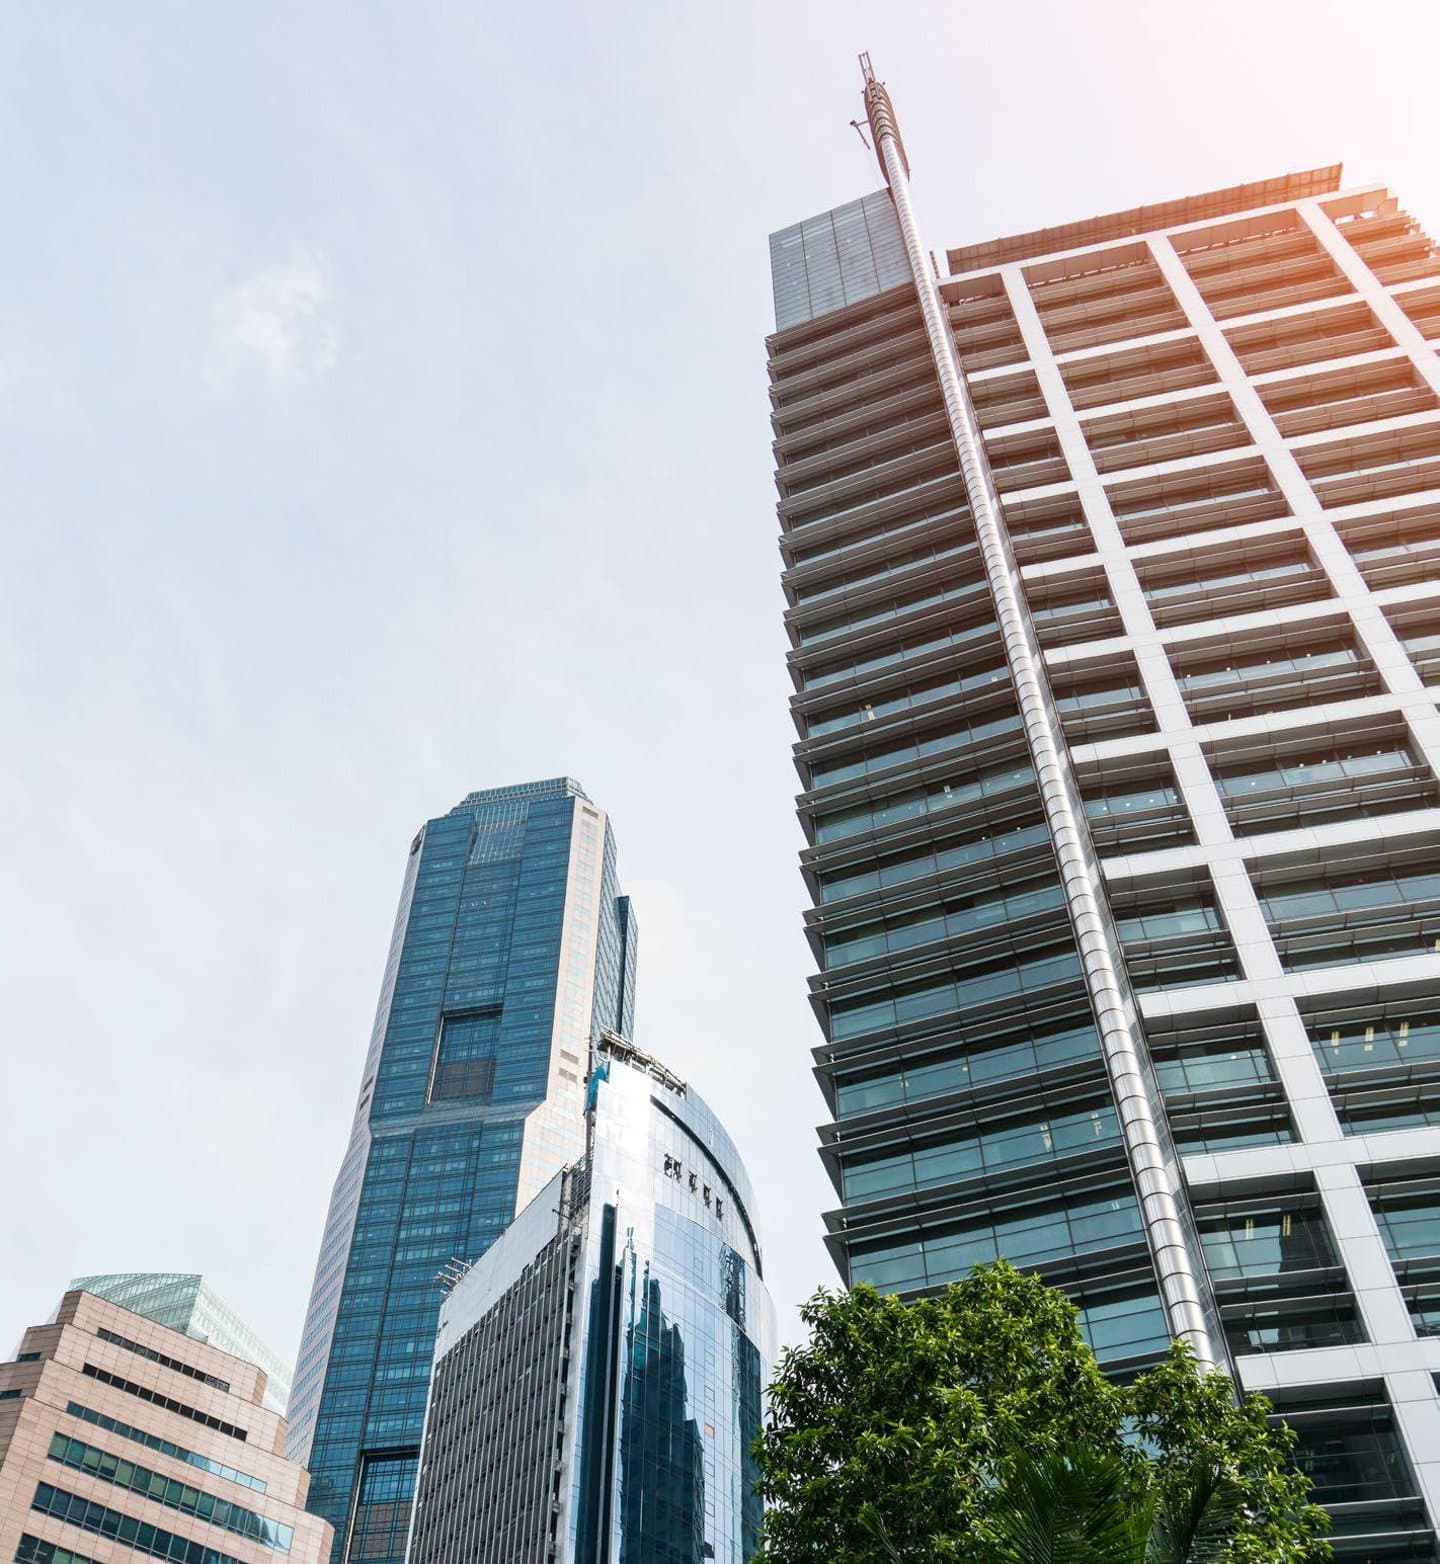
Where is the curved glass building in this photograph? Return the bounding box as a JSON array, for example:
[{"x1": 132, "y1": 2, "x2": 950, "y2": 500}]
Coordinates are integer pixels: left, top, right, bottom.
[
  {"x1": 768, "y1": 63, "x2": 1440, "y2": 1556},
  {"x1": 406, "y1": 1033, "x2": 776, "y2": 1564}
]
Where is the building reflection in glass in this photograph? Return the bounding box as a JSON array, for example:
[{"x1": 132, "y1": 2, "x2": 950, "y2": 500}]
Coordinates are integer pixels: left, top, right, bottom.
[{"x1": 619, "y1": 1270, "x2": 706, "y2": 1562}]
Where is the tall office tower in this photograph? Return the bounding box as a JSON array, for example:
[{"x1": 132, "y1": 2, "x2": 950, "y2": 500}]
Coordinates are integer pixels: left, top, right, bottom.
[
  {"x1": 407, "y1": 1033, "x2": 775, "y2": 1564},
  {"x1": 769, "y1": 62, "x2": 1440, "y2": 1557},
  {"x1": 0, "y1": 1288, "x2": 331, "y2": 1564},
  {"x1": 68, "y1": 1277, "x2": 292, "y2": 1416},
  {"x1": 285, "y1": 780, "x2": 636, "y2": 1564}
]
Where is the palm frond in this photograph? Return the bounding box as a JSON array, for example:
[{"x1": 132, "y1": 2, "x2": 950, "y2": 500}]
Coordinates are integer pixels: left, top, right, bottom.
[
  {"x1": 1146, "y1": 1463, "x2": 1247, "y2": 1564},
  {"x1": 856, "y1": 1502, "x2": 904, "y2": 1560},
  {"x1": 988, "y1": 1449, "x2": 1147, "y2": 1564}
]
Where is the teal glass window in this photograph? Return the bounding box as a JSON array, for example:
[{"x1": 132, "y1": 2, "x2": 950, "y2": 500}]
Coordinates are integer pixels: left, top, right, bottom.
[
  {"x1": 46, "y1": 1435, "x2": 292, "y2": 1551},
  {"x1": 64, "y1": 1404, "x2": 266, "y2": 1493},
  {"x1": 842, "y1": 1099, "x2": 1120, "y2": 1202},
  {"x1": 29, "y1": 1486, "x2": 252, "y2": 1564},
  {"x1": 429, "y1": 1011, "x2": 500, "y2": 1103}
]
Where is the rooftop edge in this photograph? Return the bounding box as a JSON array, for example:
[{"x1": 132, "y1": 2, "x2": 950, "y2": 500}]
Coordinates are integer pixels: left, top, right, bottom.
[{"x1": 945, "y1": 164, "x2": 1344, "y2": 276}]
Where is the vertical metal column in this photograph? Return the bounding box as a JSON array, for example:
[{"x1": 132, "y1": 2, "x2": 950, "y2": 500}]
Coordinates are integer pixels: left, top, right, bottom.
[{"x1": 860, "y1": 60, "x2": 1219, "y2": 1369}]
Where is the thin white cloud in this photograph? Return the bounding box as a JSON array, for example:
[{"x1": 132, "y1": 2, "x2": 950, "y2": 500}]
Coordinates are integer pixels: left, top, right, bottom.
[{"x1": 210, "y1": 252, "x2": 338, "y2": 391}]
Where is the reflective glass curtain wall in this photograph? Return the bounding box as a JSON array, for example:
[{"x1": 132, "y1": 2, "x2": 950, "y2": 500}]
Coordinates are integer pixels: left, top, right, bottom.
[
  {"x1": 407, "y1": 1039, "x2": 776, "y2": 1564},
  {"x1": 285, "y1": 779, "x2": 635, "y2": 1564}
]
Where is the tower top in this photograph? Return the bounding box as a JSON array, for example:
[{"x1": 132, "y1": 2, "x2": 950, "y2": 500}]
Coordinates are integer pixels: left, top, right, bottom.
[{"x1": 858, "y1": 52, "x2": 908, "y2": 179}]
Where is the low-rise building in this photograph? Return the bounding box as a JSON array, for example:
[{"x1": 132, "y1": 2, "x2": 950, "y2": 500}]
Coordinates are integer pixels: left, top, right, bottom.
[
  {"x1": 66, "y1": 1279, "x2": 291, "y2": 1418},
  {"x1": 0, "y1": 1291, "x2": 331, "y2": 1564}
]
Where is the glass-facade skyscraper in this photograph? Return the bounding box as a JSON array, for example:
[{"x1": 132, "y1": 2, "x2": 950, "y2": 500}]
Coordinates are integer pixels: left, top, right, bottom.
[
  {"x1": 769, "y1": 64, "x2": 1440, "y2": 1555},
  {"x1": 285, "y1": 779, "x2": 636, "y2": 1564},
  {"x1": 406, "y1": 1034, "x2": 775, "y2": 1564}
]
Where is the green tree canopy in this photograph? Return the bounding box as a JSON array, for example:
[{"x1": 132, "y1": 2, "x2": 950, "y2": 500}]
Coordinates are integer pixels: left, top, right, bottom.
[{"x1": 755, "y1": 1263, "x2": 1329, "y2": 1562}]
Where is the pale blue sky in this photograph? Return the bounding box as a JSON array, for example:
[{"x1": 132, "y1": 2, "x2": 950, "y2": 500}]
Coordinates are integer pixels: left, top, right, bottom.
[{"x1": 2, "y1": 1, "x2": 1437, "y2": 1363}]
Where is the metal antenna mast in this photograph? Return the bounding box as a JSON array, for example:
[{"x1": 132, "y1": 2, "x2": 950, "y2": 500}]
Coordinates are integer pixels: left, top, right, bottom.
[{"x1": 855, "y1": 53, "x2": 1220, "y2": 1370}]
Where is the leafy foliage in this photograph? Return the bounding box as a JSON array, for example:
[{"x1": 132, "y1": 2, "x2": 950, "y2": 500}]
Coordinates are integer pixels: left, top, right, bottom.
[
  {"x1": 754, "y1": 1263, "x2": 1329, "y2": 1562},
  {"x1": 985, "y1": 1448, "x2": 1247, "y2": 1563}
]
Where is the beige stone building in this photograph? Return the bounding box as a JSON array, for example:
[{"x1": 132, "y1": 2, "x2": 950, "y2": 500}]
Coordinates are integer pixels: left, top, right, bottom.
[{"x1": 0, "y1": 1292, "x2": 331, "y2": 1564}]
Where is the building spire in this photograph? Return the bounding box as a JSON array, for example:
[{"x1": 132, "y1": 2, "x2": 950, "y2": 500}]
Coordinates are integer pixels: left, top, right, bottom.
[
  {"x1": 858, "y1": 52, "x2": 908, "y2": 179},
  {"x1": 851, "y1": 53, "x2": 1221, "y2": 1372}
]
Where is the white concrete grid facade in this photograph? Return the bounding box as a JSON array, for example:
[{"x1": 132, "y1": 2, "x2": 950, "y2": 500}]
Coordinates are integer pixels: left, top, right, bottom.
[
  {"x1": 982, "y1": 181, "x2": 1440, "y2": 1530},
  {"x1": 771, "y1": 139, "x2": 1440, "y2": 1560}
]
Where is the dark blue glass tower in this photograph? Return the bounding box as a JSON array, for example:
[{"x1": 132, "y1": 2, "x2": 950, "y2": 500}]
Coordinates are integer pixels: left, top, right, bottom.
[{"x1": 286, "y1": 779, "x2": 636, "y2": 1564}]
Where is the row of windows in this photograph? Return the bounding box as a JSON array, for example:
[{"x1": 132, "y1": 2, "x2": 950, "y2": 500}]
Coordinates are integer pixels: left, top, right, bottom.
[
  {"x1": 1076, "y1": 1288, "x2": 1173, "y2": 1367},
  {"x1": 1197, "y1": 1202, "x2": 1340, "y2": 1281},
  {"x1": 80, "y1": 1366, "x2": 246, "y2": 1443},
  {"x1": 818, "y1": 818, "x2": 1049, "y2": 905},
  {"x1": 813, "y1": 760, "x2": 1034, "y2": 844},
  {"x1": 782, "y1": 426, "x2": 951, "y2": 502},
  {"x1": 1082, "y1": 779, "x2": 1193, "y2": 855},
  {"x1": 1274, "y1": 1380, "x2": 1428, "y2": 1541},
  {"x1": 1152, "y1": 1036, "x2": 1274, "y2": 1097},
  {"x1": 796, "y1": 573, "x2": 987, "y2": 647},
  {"x1": 808, "y1": 708, "x2": 1021, "y2": 790},
  {"x1": 1213, "y1": 730, "x2": 1435, "y2": 835},
  {"x1": 1053, "y1": 849, "x2": 1440, "y2": 994},
  {"x1": 785, "y1": 453, "x2": 964, "y2": 538},
  {"x1": 1169, "y1": 1101, "x2": 1294, "y2": 1157},
  {"x1": 1175, "y1": 635, "x2": 1377, "y2": 721},
  {"x1": 1261, "y1": 862, "x2": 1440, "y2": 971},
  {"x1": 828, "y1": 947, "x2": 1082, "y2": 1041},
  {"x1": 1140, "y1": 547, "x2": 1325, "y2": 627},
  {"x1": 786, "y1": 492, "x2": 965, "y2": 573},
  {"x1": 27, "y1": 1489, "x2": 250, "y2": 1564},
  {"x1": 94, "y1": 1330, "x2": 229, "y2": 1394},
  {"x1": 1052, "y1": 668, "x2": 1154, "y2": 743},
  {"x1": 1213, "y1": 741, "x2": 1420, "y2": 799},
  {"x1": 1312, "y1": 1010, "x2": 1440, "y2": 1075},
  {"x1": 1114, "y1": 889, "x2": 1240, "y2": 991},
  {"x1": 1223, "y1": 1297, "x2": 1365, "y2": 1357},
  {"x1": 63, "y1": 1403, "x2": 267, "y2": 1494},
  {"x1": 1370, "y1": 1183, "x2": 1440, "y2": 1269},
  {"x1": 15, "y1": 1536, "x2": 99, "y2": 1564},
  {"x1": 822, "y1": 876, "x2": 1063, "y2": 970},
  {"x1": 833, "y1": 705, "x2": 1430, "y2": 888},
  {"x1": 806, "y1": 659, "x2": 1007, "y2": 740},
  {"x1": 848, "y1": 1188, "x2": 1144, "y2": 1293},
  {"x1": 791, "y1": 531, "x2": 974, "y2": 609},
  {"x1": 800, "y1": 612, "x2": 996, "y2": 695},
  {"x1": 842, "y1": 1099, "x2": 1119, "y2": 1203},
  {"x1": 47, "y1": 1434, "x2": 293, "y2": 1551},
  {"x1": 834, "y1": 1022, "x2": 1100, "y2": 1119}
]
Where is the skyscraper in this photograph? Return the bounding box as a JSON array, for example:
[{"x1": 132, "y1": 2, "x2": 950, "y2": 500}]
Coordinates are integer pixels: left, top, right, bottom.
[
  {"x1": 68, "y1": 1276, "x2": 292, "y2": 1417},
  {"x1": 286, "y1": 779, "x2": 636, "y2": 1564},
  {"x1": 768, "y1": 62, "x2": 1440, "y2": 1555},
  {"x1": 406, "y1": 1033, "x2": 775, "y2": 1564}
]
